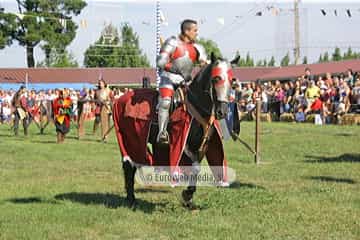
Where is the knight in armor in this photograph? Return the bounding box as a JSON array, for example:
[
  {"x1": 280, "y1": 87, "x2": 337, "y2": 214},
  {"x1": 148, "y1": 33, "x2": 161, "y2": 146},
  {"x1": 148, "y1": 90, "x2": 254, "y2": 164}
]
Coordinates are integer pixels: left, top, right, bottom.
[
  {"x1": 93, "y1": 79, "x2": 113, "y2": 142},
  {"x1": 11, "y1": 86, "x2": 31, "y2": 136},
  {"x1": 156, "y1": 19, "x2": 208, "y2": 144}
]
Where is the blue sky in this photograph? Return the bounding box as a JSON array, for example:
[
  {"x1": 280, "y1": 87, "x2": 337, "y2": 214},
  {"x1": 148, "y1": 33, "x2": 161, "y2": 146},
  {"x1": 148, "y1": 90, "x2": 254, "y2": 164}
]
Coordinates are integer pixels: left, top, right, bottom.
[{"x1": 0, "y1": 0, "x2": 360, "y2": 67}]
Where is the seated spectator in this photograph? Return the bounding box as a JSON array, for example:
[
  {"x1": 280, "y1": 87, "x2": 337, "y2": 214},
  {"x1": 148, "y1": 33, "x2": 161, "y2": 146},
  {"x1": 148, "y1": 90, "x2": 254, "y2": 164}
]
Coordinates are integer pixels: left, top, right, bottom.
[
  {"x1": 295, "y1": 106, "x2": 305, "y2": 122},
  {"x1": 322, "y1": 101, "x2": 332, "y2": 124},
  {"x1": 305, "y1": 80, "x2": 320, "y2": 111},
  {"x1": 1, "y1": 101, "x2": 12, "y2": 123},
  {"x1": 352, "y1": 80, "x2": 360, "y2": 112}
]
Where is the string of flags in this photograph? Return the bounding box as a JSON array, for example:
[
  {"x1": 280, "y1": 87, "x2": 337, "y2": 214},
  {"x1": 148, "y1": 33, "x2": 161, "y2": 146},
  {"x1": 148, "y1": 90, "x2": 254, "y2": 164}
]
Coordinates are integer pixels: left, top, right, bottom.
[
  {"x1": 6, "y1": 5, "x2": 360, "y2": 33},
  {"x1": 253, "y1": 6, "x2": 360, "y2": 18},
  {"x1": 320, "y1": 9, "x2": 356, "y2": 17}
]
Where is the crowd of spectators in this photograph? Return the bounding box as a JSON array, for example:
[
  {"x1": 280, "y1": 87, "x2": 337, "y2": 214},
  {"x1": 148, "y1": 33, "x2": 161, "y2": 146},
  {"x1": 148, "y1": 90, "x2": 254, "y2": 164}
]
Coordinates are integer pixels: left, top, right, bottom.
[
  {"x1": 231, "y1": 68, "x2": 360, "y2": 124},
  {"x1": 1, "y1": 67, "x2": 360, "y2": 126}
]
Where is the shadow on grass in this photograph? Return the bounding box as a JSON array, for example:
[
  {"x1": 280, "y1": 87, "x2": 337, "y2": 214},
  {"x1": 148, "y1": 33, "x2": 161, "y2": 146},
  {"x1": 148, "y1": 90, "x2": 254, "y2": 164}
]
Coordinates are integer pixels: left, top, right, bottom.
[
  {"x1": 305, "y1": 154, "x2": 360, "y2": 163},
  {"x1": 229, "y1": 181, "x2": 266, "y2": 190},
  {"x1": 30, "y1": 140, "x2": 57, "y2": 144},
  {"x1": 0, "y1": 133, "x2": 13, "y2": 138},
  {"x1": 6, "y1": 197, "x2": 58, "y2": 204},
  {"x1": 135, "y1": 188, "x2": 170, "y2": 194},
  {"x1": 54, "y1": 192, "x2": 167, "y2": 213},
  {"x1": 306, "y1": 176, "x2": 356, "y2": 184},
  {"x1": 334, "y1": 133, "x2": 355, "y2": 137}
]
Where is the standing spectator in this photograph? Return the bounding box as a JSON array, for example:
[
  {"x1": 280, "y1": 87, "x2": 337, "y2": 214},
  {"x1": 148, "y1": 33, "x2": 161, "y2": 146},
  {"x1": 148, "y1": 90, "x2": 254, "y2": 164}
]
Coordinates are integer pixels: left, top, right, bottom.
[
  {"x1": 274, "y1": 80, "x2": 284, "y2": 117},
  {"x1": 324, "y1": 72, "x2": 333, "y2": 87},
  {"x1": 304, "y1": 67, "x2": 315, "y2": 81},
  {"x1": 261, "y1": 85, "x2": 268, "y2": 113},
  {"x1": 283, "y1": 82, "x2": 294, "y2": 113},
  {"x1": 113, "y1": 88, "x2": 124, "y2": 100},
  {"x1": 344, "y1": 69, "x2": 354, "y2": 87},
  {"x1": 70, "y1": 89, "x2": 78, "y2": 121}
]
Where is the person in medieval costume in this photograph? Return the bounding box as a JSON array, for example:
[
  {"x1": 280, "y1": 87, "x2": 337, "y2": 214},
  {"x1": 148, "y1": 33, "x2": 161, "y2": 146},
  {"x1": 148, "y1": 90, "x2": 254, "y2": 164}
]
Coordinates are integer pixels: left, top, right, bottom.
[
  {"x1": 93, "y1": 79, "x2": 113, "y2": 142},
  {"x1": 77, "y1": 88, "x2": 90, "y2": 139},
  {"x1": 156, "y1": 19, "x2": 208, "y2": 144},
  {"x1": 52, "y1": 89, "x2": 73, "y2": 143},
  {"x1": 11, "y1": 86, "x2": 31, "y2": 136}
]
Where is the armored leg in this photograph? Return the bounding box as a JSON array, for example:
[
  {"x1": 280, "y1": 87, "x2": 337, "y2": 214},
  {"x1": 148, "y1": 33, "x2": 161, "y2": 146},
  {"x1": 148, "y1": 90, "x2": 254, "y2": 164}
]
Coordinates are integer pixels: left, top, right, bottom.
[{"x1": 157, "y1": 96, "x2": 171, "y2": 144}]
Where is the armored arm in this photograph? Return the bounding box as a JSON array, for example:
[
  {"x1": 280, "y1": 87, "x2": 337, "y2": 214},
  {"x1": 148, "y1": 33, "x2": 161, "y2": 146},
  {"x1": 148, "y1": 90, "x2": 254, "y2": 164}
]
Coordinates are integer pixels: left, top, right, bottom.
[{"x1": 156, "y1": 36, "x2": 177, "y2": 71}]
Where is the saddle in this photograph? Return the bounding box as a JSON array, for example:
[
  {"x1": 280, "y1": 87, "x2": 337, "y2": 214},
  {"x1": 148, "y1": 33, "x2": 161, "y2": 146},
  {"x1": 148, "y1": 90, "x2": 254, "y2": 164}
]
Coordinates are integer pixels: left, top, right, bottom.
[{"x1": 123, "y1": 87, "x2": 213, "y2": 150}]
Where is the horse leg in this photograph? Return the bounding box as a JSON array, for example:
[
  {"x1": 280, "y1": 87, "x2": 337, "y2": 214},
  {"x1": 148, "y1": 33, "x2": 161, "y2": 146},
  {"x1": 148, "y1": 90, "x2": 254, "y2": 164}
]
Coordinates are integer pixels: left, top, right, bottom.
[
  {"x1": 122, "y1": 159, "x2": 137, "y2": 207},
  {"x1": 182, "y1": 157, "x2": 200, "y2": 209}
]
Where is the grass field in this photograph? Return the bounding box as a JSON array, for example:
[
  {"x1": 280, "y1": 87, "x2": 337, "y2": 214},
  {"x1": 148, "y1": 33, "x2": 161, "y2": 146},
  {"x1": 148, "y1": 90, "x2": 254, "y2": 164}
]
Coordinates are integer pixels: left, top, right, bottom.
[{"x1": 0, "y1": 121, "x2": 359, "y2": 240}]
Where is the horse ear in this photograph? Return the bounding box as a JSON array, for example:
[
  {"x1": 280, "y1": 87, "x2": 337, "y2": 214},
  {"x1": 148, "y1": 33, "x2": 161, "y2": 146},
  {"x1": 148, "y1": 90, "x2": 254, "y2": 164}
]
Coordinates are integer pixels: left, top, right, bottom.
[
  {"x1": 210, "y1": 52, "x2": 216, "y2": 63},
  {"x1": 230, "y1": 55, "x2": 240, "y2": 67}
]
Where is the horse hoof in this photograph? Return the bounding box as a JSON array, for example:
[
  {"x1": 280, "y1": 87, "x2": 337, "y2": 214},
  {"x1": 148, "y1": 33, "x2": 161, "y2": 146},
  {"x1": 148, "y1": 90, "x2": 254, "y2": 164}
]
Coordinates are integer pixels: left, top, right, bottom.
[
  {"x1": 182, "y1": 200, "x2": 199, "y2": 211},
  {"x1": 181, "y1": 190, "x2": 198, "y2": 210}
]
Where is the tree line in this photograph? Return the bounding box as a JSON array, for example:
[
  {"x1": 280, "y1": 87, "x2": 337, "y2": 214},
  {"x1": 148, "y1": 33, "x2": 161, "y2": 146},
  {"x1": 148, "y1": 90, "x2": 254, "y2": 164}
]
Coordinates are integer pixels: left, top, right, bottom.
[{"x1": 1, "y1": 1, "x2": 359, "y2": 68}]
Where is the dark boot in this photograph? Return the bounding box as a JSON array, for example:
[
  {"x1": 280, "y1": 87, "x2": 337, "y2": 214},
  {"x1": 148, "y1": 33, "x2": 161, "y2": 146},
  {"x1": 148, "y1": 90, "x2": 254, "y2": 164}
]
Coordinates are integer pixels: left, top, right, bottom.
[
  {"x1": 92, "y1": 122, "x2": 99, "y2": 135},
  {"x1": 57, "y1": 132, "x2": 62, "y2": 143}
]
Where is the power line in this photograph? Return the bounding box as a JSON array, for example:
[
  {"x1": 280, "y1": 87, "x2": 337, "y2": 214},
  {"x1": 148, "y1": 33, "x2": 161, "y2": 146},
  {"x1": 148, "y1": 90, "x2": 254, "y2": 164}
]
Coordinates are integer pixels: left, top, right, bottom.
[{"x1": 208, "y1": 1, "x2": 270, "y2": 39}]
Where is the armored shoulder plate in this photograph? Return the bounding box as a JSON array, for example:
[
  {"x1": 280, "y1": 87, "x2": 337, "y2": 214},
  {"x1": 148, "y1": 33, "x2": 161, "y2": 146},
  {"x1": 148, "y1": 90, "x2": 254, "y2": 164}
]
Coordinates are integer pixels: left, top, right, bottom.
[{"x1": 194, "y1": 43, "x2": 208, "y2": 63}]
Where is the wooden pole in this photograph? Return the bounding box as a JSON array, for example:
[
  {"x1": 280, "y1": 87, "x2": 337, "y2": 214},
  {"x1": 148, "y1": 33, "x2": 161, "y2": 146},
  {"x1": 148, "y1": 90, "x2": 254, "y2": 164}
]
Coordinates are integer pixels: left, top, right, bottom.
[
  {"x1": 294, "y1": 0, "x2": 300, "y2": 65},
  {"x1": 255, "y1": 98, "x2": 261, "y2": 164}
]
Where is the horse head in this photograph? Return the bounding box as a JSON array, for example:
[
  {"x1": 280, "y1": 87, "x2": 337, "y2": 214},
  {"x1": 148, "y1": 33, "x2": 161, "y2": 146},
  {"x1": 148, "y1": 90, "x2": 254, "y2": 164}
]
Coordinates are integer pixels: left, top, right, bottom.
[{"x1": 189, "y1": 53, "x2": 238, "y2": 120}]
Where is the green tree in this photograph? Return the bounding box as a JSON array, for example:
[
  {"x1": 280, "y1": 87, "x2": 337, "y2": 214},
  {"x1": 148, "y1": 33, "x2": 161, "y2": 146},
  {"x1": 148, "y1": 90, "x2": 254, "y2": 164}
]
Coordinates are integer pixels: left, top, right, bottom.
[
  {"x1": 332, "y1": 47, "x2": 342, "y2": 61},
  {"x1": 37, "y1": 48, "x2": 78, "y2": 67},
  {"x1": 323, "y1": 52, "x2": 329, "y2": 62},
  {"x1": 1, "y1": 0, "x2": 86, "y2": 67},
  {"x1": 234, "y1": 50, "x2": 246, "y2": 67},
  {"x1": 83, "y1": 24, "x2": 121, "y2": 67},
  {"x1": 256, "y1": 60, "x2": 262, "y2": 66},
  {"x1": 245, "y1": 52, "x2": 254, "y2": 67},
  {"x1": 302, "y1": 56, "x2": 308, "y2": 64},
  {"x1": 263, "y1": 59, "x2": 267, "y2": 67},
  {"x1": 280, "y1": 52, "x2": 290, "y2": 66},
  {"x1": 0, "y1": 12, "x2": 16, "y2": 49},
  {"x1": 197, "y1": 38, "x2": 222, "y2": 58},
  {"x1": 268, "y1": 56, "x2": 276, "y2": 66},
  {"x1": 343, "y1": 47, "x2": 357, "y2": 60},
  {"x1": 84, "y1": 23, "x2": 150, "y2": 67},
  {"x1": 318, "y1": 54, "x2": 323, "y2": 63}
]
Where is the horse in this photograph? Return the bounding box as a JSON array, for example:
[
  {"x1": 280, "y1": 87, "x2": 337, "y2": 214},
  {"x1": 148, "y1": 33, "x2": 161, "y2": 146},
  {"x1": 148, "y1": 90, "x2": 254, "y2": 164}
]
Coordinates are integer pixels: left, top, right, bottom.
[{"x1": 112, "y1": 54, "x2": 239, "y2": 209}]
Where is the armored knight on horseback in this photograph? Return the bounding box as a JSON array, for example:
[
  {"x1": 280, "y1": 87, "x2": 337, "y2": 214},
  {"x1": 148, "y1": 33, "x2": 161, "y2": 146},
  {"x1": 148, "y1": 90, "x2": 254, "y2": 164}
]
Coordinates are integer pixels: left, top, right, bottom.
[{"x1": 156, "y1": 19, "x2": 208, "y2": 144}]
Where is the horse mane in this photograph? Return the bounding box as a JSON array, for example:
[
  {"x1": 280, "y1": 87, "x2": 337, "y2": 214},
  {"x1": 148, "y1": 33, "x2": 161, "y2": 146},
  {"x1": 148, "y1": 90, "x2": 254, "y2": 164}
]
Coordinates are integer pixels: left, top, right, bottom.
[
  {"x1": 187, "y1": 62, "x2": 216, "y2": 117},
  {"x1": 192, "y1": 63, "x2": 213, "y2": 86}
]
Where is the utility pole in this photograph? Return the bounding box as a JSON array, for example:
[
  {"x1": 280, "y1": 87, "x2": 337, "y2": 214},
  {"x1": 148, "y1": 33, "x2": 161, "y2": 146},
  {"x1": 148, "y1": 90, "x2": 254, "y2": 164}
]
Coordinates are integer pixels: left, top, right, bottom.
[{"x1": 294, "y1": 0, "x2": 300, "y2": 65}]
